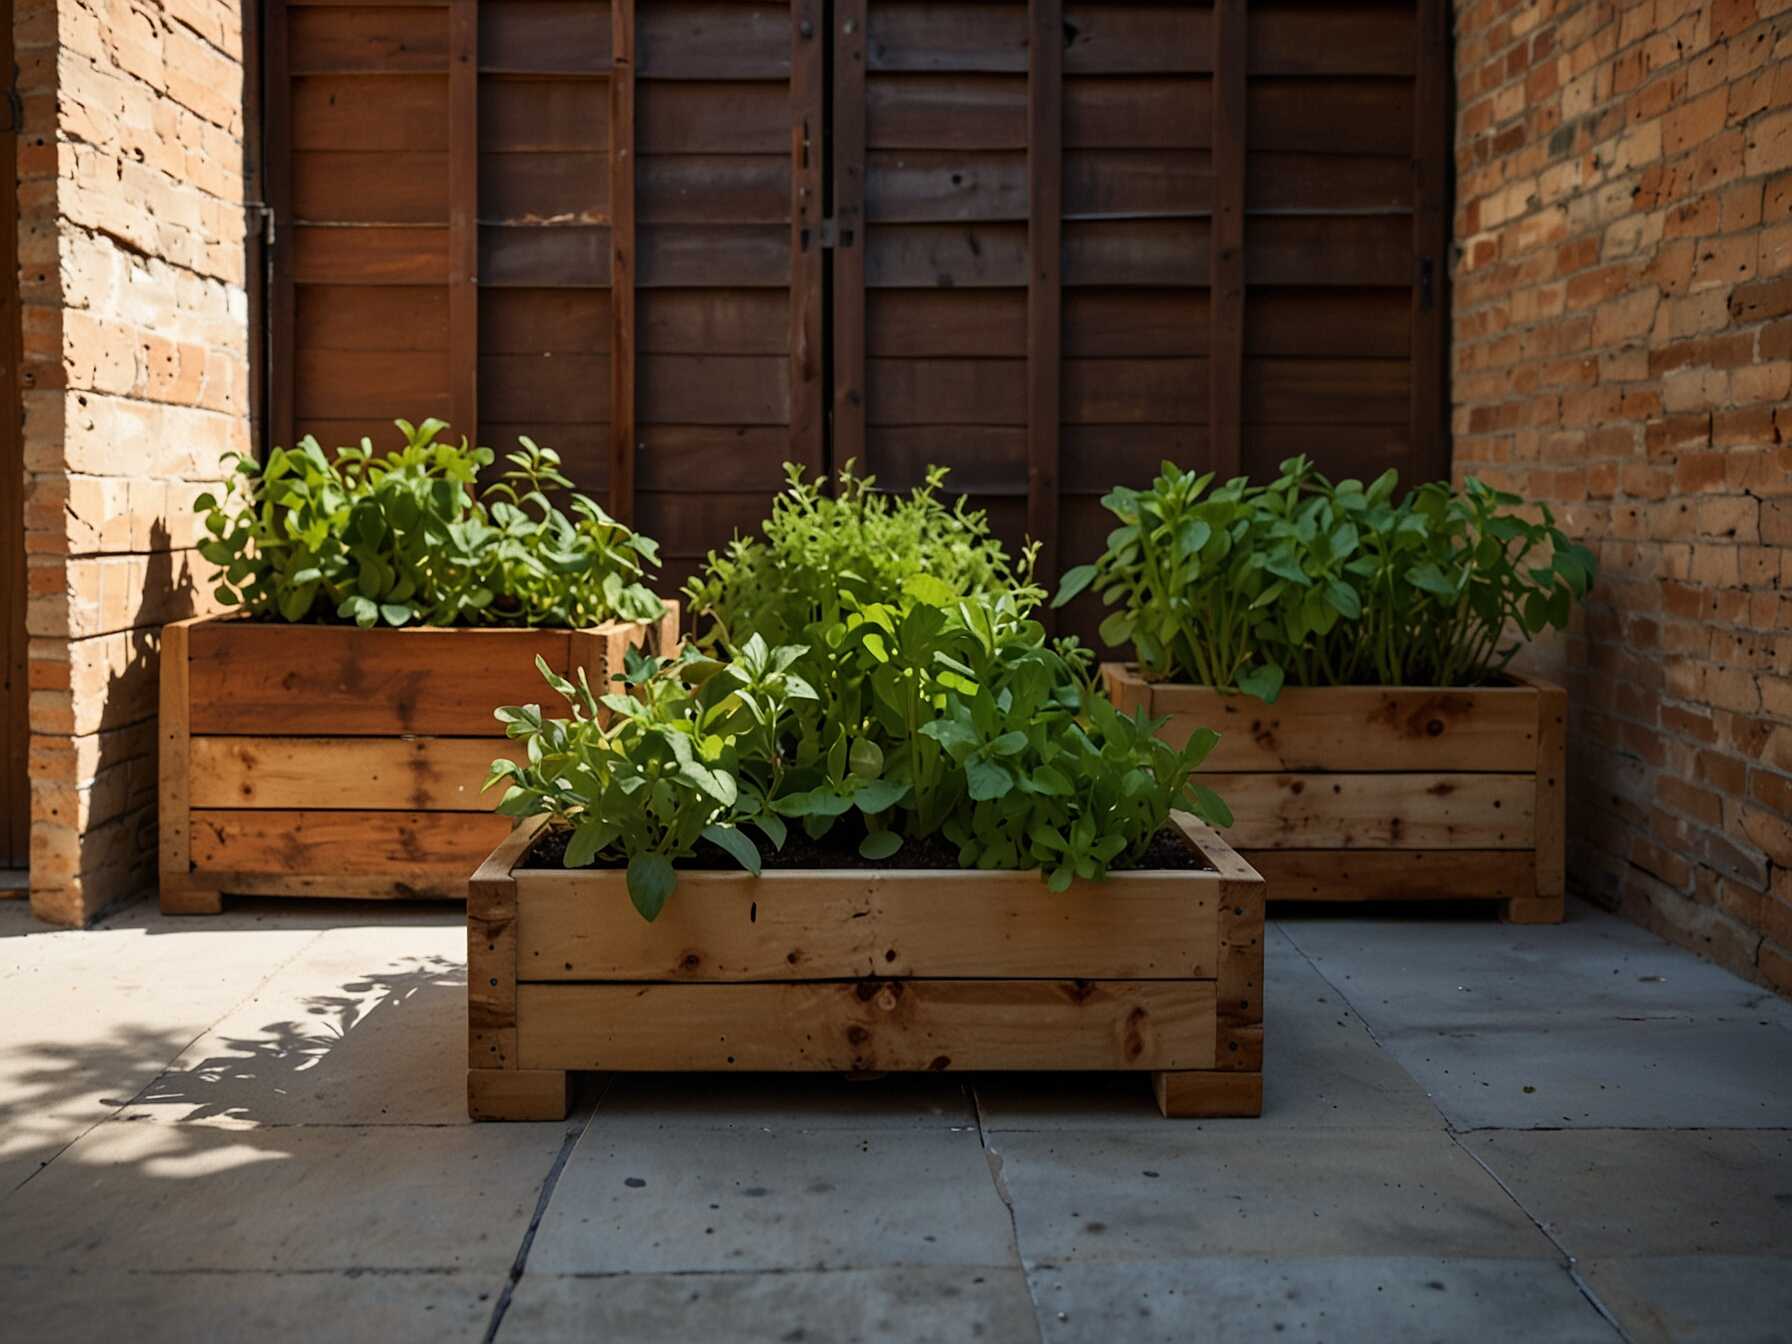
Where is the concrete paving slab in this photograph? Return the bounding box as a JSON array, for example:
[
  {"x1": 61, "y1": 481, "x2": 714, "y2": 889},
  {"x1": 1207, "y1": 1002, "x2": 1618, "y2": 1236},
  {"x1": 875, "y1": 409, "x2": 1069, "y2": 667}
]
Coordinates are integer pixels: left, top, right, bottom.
[
  {"x1": 1462, "y1": 1130, "x2": 1792, "y2": 1258},
  {"x1": 1279, "y1": 902, "x2": 1792, "y2": 1031},
  {"x1": 500, "y1": 1265, "x2": 1040, "y2": 1342},
  {"x1": 1578, "y1": 1256, "x2": 1792, "y2": 1344},
  {"x1": 1277, "y1": 904, "x2": 1792, "y2": 1129},
  {"x1": 1369, "y1": 1019, "x2": 1792, "y2": 1129},
  {"x1": 975, "y1": 929, "x2": 1441, "y2": 1132},
  {"x1": 595, "y1": 1070, "x2": 979, "y2": 1130},
  {"x1": 0, "y1": 1267, "x2": 495, "y2": 1344},
  {"x1": 1026, "y1": 1256, "x2": 1619, "y2": 1343},
  {"x1": 0, "y1": 1117, "x2": 568, "y2": 1273},
  {"x1": 530, "y1": 1123, "x2": 1019, "y2": 1274},
  {"x1": 990, "y1": 1128, "x2": 1554, "y2": 1263},
  {"x1": 128, "y1": 925, "x2": 468, "y2": 1126},
  {"x1": 0, "y1": 905, "x2": 331, "y2": 1191}
]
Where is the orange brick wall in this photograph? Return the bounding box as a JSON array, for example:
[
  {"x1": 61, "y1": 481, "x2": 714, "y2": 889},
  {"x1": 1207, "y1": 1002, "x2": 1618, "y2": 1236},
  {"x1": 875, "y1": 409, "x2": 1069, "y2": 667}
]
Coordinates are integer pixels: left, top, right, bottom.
[
  {"x1": 15, "y1": 0, "x2": 247, "y2": 925},
  {"x1": 1454, "y1": 0, "x2": 1792, "y2": 990}
]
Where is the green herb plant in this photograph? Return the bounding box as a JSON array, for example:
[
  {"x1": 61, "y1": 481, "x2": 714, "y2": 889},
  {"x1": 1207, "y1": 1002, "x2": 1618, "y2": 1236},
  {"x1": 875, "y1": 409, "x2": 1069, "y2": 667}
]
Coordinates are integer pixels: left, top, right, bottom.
[
  {"x1": 683, "y1": 460, "x2": 1029, "y2": 651},
  {"x1": 489, "y1": 467, "x2": 1234, "y2": 920},
  {"x1": 1055, "y1": 457, "x2": 1595, "y2": 702},
  {"x1": 197, "y1": 418, "x2": 663, "y2": 629}
]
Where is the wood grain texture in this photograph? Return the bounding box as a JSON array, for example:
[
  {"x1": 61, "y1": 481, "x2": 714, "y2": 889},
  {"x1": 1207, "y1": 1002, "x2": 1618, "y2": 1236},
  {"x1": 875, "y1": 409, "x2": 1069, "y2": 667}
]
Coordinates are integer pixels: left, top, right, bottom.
[
  {"x1": 516, "y1": 979, "x2": 1219, "y2": 1072},
  {"x1": 1103, "y1": 664, "x2": 1543, "y2": 773},
  {"x1": 788, "y1": 0, "x2": 825, "y2": 475},
  {"x1": 157, "y1": 620, "x2": 207, "y2": 912},
  {"x1": 515, "y1": 869, "x2": 1224, "y2": 981},
  {"x1": 832, "y1": 0, "x2": 868, "y2": 466},
  {"x1": 469, "y1": 1068, "x2": 569, "y2": 1120},
  {"x1": 1027, "y1": 0, "x2": 1063, "y2": 609},
  {"x1": 1205, "y1": 772, "x2": 1536, "y2": 850},
  {"x1": 1522, "y1": 677, "x2": 1568, "y2": 924},
  {"x1": 1209, "y1": 0, "x2": 1244, "y2": 478},
  {"x1": 186, "y1": 623, "x2": 574, "y2": 736},
  {"x1": 1154, "y1": 1069, "x2": 1262, "y2": 1118},
  {"x1": 189, "y1": 736, "x2": 517, "y2": 811},
  {"x1": 1242, "y1": 849, "x2": 1537, "y2": 903},
  {"x1": 191, "y1": 809, "x2": 513, "y2": 887},
  {"x1": 468, "y1": 817, "x2": 537, "y2": 1068},
  {"x1": 448, "y1": 0, "x2": 478, "y2": 442},
  {"x1": 609, "y1": 0, "x2": 637, "y2": 523}
]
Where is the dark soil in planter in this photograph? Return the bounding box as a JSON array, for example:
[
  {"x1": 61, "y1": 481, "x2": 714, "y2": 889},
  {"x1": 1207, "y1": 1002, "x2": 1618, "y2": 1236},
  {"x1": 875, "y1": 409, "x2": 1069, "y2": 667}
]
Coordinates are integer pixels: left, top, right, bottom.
[{"x1": 522, "y1": 821, "x2": 1213, "y2": 874}]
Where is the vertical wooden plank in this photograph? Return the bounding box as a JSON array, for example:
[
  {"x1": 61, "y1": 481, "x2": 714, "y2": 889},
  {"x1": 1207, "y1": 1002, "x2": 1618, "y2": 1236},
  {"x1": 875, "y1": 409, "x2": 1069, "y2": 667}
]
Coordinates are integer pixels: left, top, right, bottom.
[
  {"x1": 0, "y1": 0, "x2": 24, "y2": 870},
  {"x1": 832, "y1": 0, "x2": 868, "y2": 470},
  {"x1": 609, "y1": 0, "x2": 638, "y2": 523},
  {"x1": 468, "y1": 819, "x2": 537, "y2": 1071},
  {"x1": 1411, "y1": 0, "x2": 1451, "y2": 483},
  {"x1": 1509, "y1": 679, "x2": 1567, "y2": 925},
  {"x1": 448, "y1": 0, "x2": 479, "y2": 445},
  {"x1": 788, "y1": 0, "x2": 825, "y2": 476},
  {"x1": 1027, "y1": 0, "x2": 1063, "y2": 602},
  {"x1": 158, "y1": 621, "x2": 221, "y2": 914},
  {"x1": 265, "y1": 0, "x2": 295, "y2": 452},
  {"x1": 1209, "y1": 0, "x2": 1245, "y2": 479}
]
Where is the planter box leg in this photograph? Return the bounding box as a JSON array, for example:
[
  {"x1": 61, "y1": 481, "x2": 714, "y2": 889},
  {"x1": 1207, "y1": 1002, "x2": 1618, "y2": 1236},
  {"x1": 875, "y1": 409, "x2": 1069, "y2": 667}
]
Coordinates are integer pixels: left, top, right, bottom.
[
  {"x1": 1153, "y1": 1070, "x2": 1263, "y2": 1119},
  {"x1": 468, "y1": 1068, "x2": 571, "y2": 1121},
  {"x1": 160, "y1": 882, "x2": 224, "y2": 916},
  {"x1": 1502, "y1": 894, "x2": 1564, "y2": 925}
]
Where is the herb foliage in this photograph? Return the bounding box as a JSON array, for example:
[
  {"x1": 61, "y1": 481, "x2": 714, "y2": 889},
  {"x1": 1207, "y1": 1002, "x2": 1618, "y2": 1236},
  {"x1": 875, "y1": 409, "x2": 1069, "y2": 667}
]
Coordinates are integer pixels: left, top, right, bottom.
[
  {"x1": 490, "y1": 465, "x2": 1232, "y2": 920},
  {"x1": 196, "y1": 418, "x2": 664, "y2": 629},
  {"x1": 1054, "y1": 457, "x2": 1596, "y2": 701}
]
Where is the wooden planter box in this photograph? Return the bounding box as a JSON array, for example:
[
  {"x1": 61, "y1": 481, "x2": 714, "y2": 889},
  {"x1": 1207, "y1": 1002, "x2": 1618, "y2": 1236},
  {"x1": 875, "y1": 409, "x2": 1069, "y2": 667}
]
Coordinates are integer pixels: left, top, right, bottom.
[
  {"x1": 158, "y1": 605, "x2": 679, "y2": 914},
  {"x1": 1103, "y1": 663, "x2": 1566, "y2": 923},
  {"x1": 467, "y1": 813, "x2": 1266, "y2": 1121}
]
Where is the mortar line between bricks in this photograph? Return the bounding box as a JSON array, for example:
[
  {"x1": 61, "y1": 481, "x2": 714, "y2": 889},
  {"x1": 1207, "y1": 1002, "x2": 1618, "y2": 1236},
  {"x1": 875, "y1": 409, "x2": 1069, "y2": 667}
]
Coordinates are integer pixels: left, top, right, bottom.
[
  {"x1": 483, "y1": 1077, "x2": 607, "y2": 1343},
  {"x1": 970, "y1": 1081, "x2": 1048, "y2": 1344},
  {"x1": 3, "y1": 923, "x2": 335, "y2": 1199}
]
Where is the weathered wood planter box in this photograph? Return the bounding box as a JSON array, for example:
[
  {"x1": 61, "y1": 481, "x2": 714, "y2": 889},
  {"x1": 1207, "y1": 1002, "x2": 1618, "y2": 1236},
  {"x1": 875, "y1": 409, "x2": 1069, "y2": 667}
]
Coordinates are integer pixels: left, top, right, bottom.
[
  {"x1": 1104, "y1": 663, "x2": 1566, "y2": 923},
  {"x1": 467, "y1": 813, "x2": 1266, "y2": 1121},
  {"x1": 158, "y1": 606, "x2": 679, "y2": 914}
]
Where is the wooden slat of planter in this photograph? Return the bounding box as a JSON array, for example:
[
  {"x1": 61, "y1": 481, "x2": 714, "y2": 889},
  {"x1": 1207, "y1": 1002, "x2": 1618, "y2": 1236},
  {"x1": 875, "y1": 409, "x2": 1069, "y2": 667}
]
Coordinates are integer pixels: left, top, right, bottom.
[
  {"x1": 188, "y1": 624, "x2": 575, "y2": 735},
  {"x1": 1515, "y1": 680, "x2": 1568, "y2": 924},
  {"x1": 1242, "y1": 849, "x2": 1537, "y2": 902},
  {"x1": 1102, "y1": 664, "x2": 1541, "y2": 772},
  {"x1": 515, "y1": 979, "x2": 1218, "y2": 1072},
  {"x1": 516, "y1": 870, "x2": 1222, "y2": 981},
  {"x1": 469, "y1": 819, "x2": 534, "y2": 1069},
  {"x1": 189, "y1": 736, "x2": 519, "y2": 811},
  {"x1": 191, "y1": 809, "x2": 512, "y2": 883},
  {"x1": 1204, "y1": 772, "x2": 1536, "y2": 850}
]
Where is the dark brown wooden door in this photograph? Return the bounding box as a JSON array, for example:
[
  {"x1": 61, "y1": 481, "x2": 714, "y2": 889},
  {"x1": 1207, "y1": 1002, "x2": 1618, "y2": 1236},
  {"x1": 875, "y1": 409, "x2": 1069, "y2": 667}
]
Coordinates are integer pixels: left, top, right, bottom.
[
  {"x1": 2, "y1": 0, "x2": 26, "y2": 870},
  {"x1": 268, "y1": 0, "x2": 1448, "y2": 613}
]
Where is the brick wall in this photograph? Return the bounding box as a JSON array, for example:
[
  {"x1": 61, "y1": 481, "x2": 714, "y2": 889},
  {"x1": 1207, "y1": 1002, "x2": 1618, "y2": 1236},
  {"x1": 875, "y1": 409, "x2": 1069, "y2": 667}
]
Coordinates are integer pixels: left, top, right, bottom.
[
  {"x1": 16, "y1": 0, "x2": 248, "y2": 925},
  {"x1": 1454, "y1": 0, "x2": 1792, "y2": 992}
]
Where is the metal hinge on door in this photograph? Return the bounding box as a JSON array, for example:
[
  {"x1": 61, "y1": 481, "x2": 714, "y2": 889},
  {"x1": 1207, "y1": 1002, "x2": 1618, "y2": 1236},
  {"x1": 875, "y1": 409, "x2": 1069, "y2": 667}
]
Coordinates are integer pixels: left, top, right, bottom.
[{"x1": 816, "y1": 217, "x2": 855, "y2": 250}]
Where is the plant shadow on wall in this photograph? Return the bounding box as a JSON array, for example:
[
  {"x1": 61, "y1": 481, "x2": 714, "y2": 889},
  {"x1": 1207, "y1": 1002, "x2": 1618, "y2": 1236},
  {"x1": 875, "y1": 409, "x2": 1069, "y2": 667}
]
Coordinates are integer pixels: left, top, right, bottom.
[{"x1": 31, "y1": 520, "x2": 197, "y2": 920}]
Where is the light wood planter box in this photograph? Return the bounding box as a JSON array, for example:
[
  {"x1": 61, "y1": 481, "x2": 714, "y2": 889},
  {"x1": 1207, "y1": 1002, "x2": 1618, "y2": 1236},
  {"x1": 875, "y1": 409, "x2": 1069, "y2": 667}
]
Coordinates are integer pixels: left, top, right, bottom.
[
  {"x1": 158, "y1": 605, "x2": 679, "y2": 914},
  {"x1": 467, "y1": 812, "x2": 1266, "y2": 1121},
  {"x1": 1104, "y1": 663, "x2": 1567, "y2": 924}
]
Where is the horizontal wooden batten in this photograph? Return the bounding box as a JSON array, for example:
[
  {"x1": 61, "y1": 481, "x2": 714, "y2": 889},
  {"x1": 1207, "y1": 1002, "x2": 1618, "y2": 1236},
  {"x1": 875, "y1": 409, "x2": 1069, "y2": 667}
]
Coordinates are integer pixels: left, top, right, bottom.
[
  {"x1": 189, "y1": 736, "x2": 520, "y2": 811},
  {"x1": 190, "y1": 809, "x2": 513, "y2": 887},
  {"x1": 1104, "y1": 665, "x2": 1541, "y2": 772},
  {"x1": 187, "y1": 623, "x2": 578, "y2": 736},
  {"x1": 1243, "y1": 850, "x2": 1538, "y2": 903},
  {"x1": 515, "y1": 979, "x2": 1220, "y2": 1073},
  {"x1": 1201, "y1": 772, "x2": 1535, "y2": 850},
  {"x1": 514, "y1": 867, "x2": 1226, "y2": 982}
]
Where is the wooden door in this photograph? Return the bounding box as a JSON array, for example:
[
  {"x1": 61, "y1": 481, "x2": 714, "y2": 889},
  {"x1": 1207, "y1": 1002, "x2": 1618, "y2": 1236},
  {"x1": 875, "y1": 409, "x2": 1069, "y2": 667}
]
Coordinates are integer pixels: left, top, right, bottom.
[
  {"x1": 269, "y1": 0, "x2": 1449, "y2": 625},
  {"x1": 2, "y1": 0, "x2": 26, "y2": 871}
]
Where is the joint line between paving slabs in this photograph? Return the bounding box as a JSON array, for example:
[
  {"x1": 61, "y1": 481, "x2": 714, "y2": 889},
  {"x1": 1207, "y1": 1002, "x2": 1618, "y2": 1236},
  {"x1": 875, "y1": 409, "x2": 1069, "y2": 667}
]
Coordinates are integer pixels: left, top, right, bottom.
[
  {"x1": 1273, "y1": 920, "x2": 1634, "y2": 1336},
  {"x1": 970, "y1": 1081, "x2": 1049, "y2": 1344},
  {"x1": 482, "y1": 1078, "x2": 607, "y2": 1343}
]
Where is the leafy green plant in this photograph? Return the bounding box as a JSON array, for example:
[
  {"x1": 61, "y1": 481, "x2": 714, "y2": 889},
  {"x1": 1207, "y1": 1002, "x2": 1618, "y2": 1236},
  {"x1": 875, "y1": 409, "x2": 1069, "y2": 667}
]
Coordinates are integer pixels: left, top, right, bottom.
[
  {"x1": 196, "y1": 418, "x2": 663, "y2": 629},
  {"x1": 1055, "y1": 457, "x2": 1595, "y2": 701},
  {"x1": 683, "y1": 461, "x2": 1030, "y2": 651},
  {"x1": 488, "y1": 583, "x2": 1232, "y2": 919}
]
